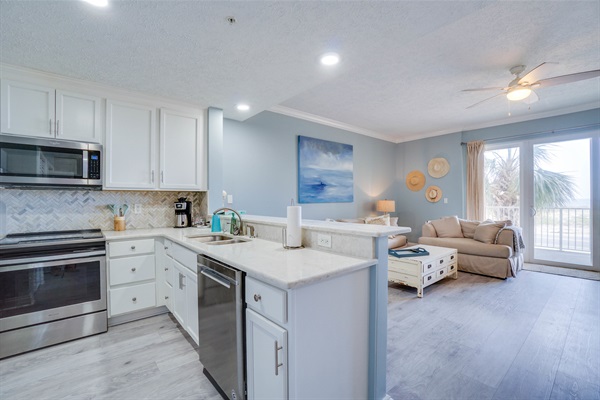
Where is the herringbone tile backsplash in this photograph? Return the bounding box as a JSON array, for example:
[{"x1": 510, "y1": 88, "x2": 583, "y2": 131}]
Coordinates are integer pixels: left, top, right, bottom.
[{"x1": 0, "y1": 189, "x2": 207, "y2": 234}]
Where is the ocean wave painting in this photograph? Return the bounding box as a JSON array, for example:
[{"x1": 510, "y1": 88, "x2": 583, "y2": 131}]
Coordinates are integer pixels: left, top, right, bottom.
[{"x1": 298, "y1": 136, "x2": 354, "y2": 203}]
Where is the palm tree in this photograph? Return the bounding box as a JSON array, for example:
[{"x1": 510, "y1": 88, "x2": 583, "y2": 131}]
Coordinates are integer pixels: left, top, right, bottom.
[{"x1": 484, "y1": 145, "x2": 576, "y2": 221}]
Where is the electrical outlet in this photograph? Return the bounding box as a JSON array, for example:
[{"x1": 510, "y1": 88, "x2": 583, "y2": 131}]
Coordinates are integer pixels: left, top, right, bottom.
[
  {"x1": 227, "y1": 194, "x2": 233, "y2": 204},
  {"x1": 443, "y1": 198, "x2": 448, "y2": 204},
  {"x1": 318, "y1": 234, "x2": 332, "y2": 248},
  {"x1": 134, "y1": 204, "x2": 142, "y2": 214}
]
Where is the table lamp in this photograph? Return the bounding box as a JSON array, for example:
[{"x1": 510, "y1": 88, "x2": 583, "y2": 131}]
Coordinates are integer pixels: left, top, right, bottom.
[{"x1": 376, "y1": 199, "x2": 396, "y2": 215}]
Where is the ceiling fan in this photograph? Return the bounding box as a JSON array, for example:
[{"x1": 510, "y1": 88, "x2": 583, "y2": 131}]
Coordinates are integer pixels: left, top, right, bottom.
[{"x1": 463, "y1": 62, "x2": 600, "y2": 109}]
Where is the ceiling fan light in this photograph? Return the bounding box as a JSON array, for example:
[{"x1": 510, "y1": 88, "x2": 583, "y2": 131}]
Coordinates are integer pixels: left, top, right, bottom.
[{"x1": 506, "y1": 86, "x2": 532, "y2": 101}]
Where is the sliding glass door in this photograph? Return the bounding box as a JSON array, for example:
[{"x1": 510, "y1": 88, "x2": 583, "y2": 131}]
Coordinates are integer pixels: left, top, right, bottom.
[
  {"x1": 484, "y1": 130, "x2": 598, "y2": 271},
  {"x1": 530, "y1": 137, "x2": 593, "y2": 267}
]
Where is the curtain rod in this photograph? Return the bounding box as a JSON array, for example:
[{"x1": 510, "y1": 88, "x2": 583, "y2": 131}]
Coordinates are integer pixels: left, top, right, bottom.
[{"x1": 460, "y1": 122, "x2": 599, "y2": 145}]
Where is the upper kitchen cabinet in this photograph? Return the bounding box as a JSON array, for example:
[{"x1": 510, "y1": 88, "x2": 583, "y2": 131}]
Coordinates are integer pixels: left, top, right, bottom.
[
  {"x1": 105, "y1": 101, "x2": 207, "y2": 191},
  {"x1": 159, "y1": 108, "x2": 206, "y2": 190},
  {"x1": 1, "y1": 80, "x2": 101, "y2": 143},
  {"x1": 105, "y1": 99, "x2": 157, "y2": 189}
]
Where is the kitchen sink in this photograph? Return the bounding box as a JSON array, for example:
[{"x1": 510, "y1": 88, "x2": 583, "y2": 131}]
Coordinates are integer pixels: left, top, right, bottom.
[
  {"x1": 186, "y1": 234, "x2": 233, "y2": 242},
  {"x1": 205, "y1": 238, "x2": 251, "y2": 245},
  {"x1": 186, "y1": 234, "x2": 250, "y2": 245}
]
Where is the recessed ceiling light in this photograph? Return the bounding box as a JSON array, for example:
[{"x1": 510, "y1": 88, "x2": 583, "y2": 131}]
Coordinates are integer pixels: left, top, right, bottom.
[
  {"x1": 82, "y1": 0, "x2": 108, "y2": 7},
  {"x1": 236, "y1": 104, "x2": 250, "y2": 111},
  {"x1": 320, "y1": 52, "x2": 340, "y2": 66}
]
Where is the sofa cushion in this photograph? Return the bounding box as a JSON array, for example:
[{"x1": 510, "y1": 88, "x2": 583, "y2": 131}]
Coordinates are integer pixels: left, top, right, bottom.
[
  {"x1": 430, "y1": 216, "x2": 463, "y2": 238},
  {"x1": 459, "y1": 219, "x2": 479, "y2": 239},
  {"x1": 388, "y1": 235, "x2": 407, "y2": 249},
  {"x1": 337, "y1": 218, "x2": 366, "y2": 224},
  {"x1": 418, "y1": 237, "x2": 512, "y2": 258},
  {"x1": 474, "y1": 221, "x2": 506, "y2": 244}
]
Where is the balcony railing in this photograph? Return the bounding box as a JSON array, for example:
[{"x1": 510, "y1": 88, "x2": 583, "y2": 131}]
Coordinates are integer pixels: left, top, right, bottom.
[{"x1": 485, "y1": 206, "x2": 591, "y2": 253}]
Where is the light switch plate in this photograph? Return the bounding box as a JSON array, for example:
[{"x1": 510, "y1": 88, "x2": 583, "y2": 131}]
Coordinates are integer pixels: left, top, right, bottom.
[
  {"x1": 227, "y1": 195, "x2": 233, "y2": 204},
  {"x1": 318, "y1": 234, "x2": 332, "y2": 248},
  {"x1": 134, "y1": 204, "x2": 142, "y2": 214},
  {"x1": 443, "y1": 198, "x2": 448, "y2": 204}
]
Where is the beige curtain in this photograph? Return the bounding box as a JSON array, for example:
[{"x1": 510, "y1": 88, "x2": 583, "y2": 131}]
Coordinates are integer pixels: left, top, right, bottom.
[{"x1": 466, "y1": 140, "x2": 485, "y2": 221}]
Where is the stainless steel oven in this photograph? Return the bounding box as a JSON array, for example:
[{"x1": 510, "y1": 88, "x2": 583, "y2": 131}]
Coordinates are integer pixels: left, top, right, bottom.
[
  {"x1": 0, "y1": 134, "x2": 102, "y2": 189},
  {"x1": 0, "y1": 230, "x2": 107, "y2": 359}
]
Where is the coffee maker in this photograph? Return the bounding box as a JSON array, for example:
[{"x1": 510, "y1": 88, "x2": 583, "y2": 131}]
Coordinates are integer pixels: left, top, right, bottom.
[{"x1": 174, "y1": 197, "x2": 192, "y2": 228}]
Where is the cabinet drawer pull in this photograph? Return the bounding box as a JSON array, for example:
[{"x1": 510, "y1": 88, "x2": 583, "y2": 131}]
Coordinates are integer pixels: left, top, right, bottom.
[
  {"x1": 165, "y1": 296, "x2": 169, "y2": 300},
  {"x1": 131, "y1": 267, "x2": 136, "y2": 272},
  {"x1": 439, "y1": 270, "x2": 445, "y2": 275},
  {"x1": 253, "y1": 294, "x2": 261, "y2": 302},
  {"x1": 450, "y1": 255, "x2": 455, "y2": 260},
  {"x1": 132, "y1": 297, "x2": 137, "y2": 302},
  {"x1": 427, "y1": 264, "x2": 432, "y2": 269},
  {"x1": 165, "y1": 267, "x2": 169, "y2": 271},
  {"x1": 49, "y1": 119, "x2": 53, "y2": 136},
  {"x1": 427, "y1": 276, "x2": 432, "y2": 281},
  {"x1": 274, "y1": 341, "x2": 283, "y2": 376},
  {"x1": 56, "y1": 119, "x2": 60, "y2": 136},
  {"x1": 439, "y1": 259, "x2": 443, "y2": 264},
  {"x1": 131, "y1": 246, "x2": 136, "y2": 250}
]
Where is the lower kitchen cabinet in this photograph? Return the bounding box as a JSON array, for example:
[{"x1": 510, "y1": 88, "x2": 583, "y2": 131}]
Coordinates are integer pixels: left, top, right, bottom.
[
  {"x1": 171, "y1": 244, "x2": 199, "y2": 345},
  {"x1": 245, "y1": 268, "x2": 370, "y2": 399},
  {"x1": 107, "y1": 239, "x2": 156, "y2": 318},
  {"x1": 246, "y1": 309, "x2": 288, "y2": 400}
]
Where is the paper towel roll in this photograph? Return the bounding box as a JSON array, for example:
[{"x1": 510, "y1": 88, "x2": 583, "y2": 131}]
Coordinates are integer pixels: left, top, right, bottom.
[{"x1": 286, "y1": 205, "x2": 302, "y2": 247}]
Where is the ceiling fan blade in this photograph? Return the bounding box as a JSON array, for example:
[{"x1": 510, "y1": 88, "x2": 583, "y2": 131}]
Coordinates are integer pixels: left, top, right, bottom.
[
  {"x1": 523, "y1": 90, "x2": 539, "y2": 105},
  {"x1": 518, "y1": 62, "x2": 558, "y2": 85},
  {"x1": 461, "y1": 87, "x2": 505, "y2": 92},
  {"x1": 466, "y1": 92, "x2": 505, "y2": 109},
  {"x1": 534, "y1": 69, "x2": 600, "y2": 87}
]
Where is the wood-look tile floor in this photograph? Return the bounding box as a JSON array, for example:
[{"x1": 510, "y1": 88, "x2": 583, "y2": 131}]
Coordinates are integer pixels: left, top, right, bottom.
[
  {"x1": 387, "y1": 270, "x2": 600, "y2": 400},
  {"x1": 1, "y1": 270, "x2": 598, "y2": 400},
  {"x1": 0, "y1": 314, "x2": 222, "y2": 400}
]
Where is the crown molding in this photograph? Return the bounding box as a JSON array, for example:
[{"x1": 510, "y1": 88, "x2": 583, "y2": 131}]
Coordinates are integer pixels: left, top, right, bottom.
[{"x1": 268, "y1": 105, "x2": 397, "y2": 143}]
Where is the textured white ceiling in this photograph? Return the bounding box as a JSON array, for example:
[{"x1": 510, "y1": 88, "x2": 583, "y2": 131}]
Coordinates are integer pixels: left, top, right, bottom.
[{"x1": 1, "y1": 0, "x2": 599, "y2": 142}]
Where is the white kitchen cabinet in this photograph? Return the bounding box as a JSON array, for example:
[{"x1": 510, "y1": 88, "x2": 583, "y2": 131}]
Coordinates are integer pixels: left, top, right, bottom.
[
  {"x1": 246, "y1": 309, "x2": 288, "y2": 400},
  {"x1": 159, "y1": 108, "x2": 206, "y2": 190},
  {"x1": 172, "y1": 260, "x2": 188, "y2": 326},
  {"x1": 171, "y1": 242, "x2": 199, "y2": 345},
  {"x1": 105, "y1": 99, "x2": 156, "y2": 189},
  {"x1": 107, "y1": 239, "x2": 156, "y2": 318},
  {"x1": 185, "y1": 269, "x2": 199, "y2": 344},
  {"x1": 1, "y1": 79, "x2": 101, "y2": 142},
  {"x1": 155, "y1": 239, "x2": 173, "y2": 310}
]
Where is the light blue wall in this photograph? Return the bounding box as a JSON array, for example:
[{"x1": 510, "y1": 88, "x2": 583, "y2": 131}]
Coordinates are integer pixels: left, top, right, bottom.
[
  {"x1": 221, "y1": 111, "x2": 397, "y2": 220},
  {"x1": 397, "y1": 108, "x2": 600, "y2": 242},
  {"x1": 395, "y1": 132, "x2": 465, "y2": 242},
  {"x1": 207, "y1": 107, "x2": 224, "y2": 211}
]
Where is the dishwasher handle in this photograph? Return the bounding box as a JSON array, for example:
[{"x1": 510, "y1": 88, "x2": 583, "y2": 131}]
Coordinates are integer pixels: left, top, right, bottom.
[{"x1": 200, "y1": 266, "x2": 233, "y2": 289}]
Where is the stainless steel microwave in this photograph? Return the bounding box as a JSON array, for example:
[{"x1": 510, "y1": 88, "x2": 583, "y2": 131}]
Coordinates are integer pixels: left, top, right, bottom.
[{"x1": 0, "y1": 135, "x2": 102, "y2": 189}]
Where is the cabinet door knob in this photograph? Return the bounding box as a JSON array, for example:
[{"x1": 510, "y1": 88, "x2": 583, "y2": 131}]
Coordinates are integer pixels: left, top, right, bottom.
[
  {"x1": 253, "y1": 294, "x2": 261, "y2": 302},
  {"x1": 165, "y1": 267, "x2": 169, "y2": 271},
  {"x1": 165, "y1": 296, "x2": 169, "y2": 300},
  {"x1": 439, "y1": 259, "x2": 443, "y2": 264},
  {"x1": 131, "y1": 267, "x2": 136, "y2": 272},
  {"x1": 132, "y1": 297, "x2": 137, "y2": 302},
  {"x1": 131, "y1": 246, "x2": 136, "y2": 250}
]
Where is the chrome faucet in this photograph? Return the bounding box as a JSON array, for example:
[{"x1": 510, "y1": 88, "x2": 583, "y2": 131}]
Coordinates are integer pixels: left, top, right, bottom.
[{"x1": 212, "y1": 207, "x2": 243, "y2": 236}]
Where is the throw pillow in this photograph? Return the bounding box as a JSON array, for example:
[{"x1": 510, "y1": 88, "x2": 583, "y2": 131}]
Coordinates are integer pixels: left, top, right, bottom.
[
  {"x1": 390, "y1": 217, "x2": 398, "y2": 227},
  {"x1": 430, "y1": 216, "x2": 463, "y2": 238},
  {"x1": 365, "y1": 214, "x2": 390, "y2": 226},
  {"x1": 473, "y1": 221, "x2": 506, "y2": 244},
  {"x1": 459, "y1": 218, "x2": 479, "y2": 239}
]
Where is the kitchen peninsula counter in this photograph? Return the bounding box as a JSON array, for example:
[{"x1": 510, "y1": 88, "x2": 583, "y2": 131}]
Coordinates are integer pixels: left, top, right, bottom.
[{"x1": 103, "y1": 225, "x2": 379, "y2": 290}]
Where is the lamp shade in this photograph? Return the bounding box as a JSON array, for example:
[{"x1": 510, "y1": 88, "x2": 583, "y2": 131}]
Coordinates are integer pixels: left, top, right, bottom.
[{"x1": 376, "y1": 199, "x2": 396, "y2": 213}]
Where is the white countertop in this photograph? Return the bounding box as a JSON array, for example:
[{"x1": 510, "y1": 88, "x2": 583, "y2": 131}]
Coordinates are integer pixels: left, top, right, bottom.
[
  {"x1": 103, "y1": 227, "x2": 377, "y2": 290},
  {"x1": 242, "y1": 214, "x2": 411, "y2": 237}
]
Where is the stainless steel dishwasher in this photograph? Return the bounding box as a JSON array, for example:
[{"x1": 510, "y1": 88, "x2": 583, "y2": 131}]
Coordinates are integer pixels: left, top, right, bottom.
[{"x1": 197, "y1": 254, "x2": 245, "y2": 400}]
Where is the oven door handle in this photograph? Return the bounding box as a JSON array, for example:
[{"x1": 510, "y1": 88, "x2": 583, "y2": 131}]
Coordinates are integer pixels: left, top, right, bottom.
[{"x1": 0, "y1": 252, "x2": 106, "y2": 270}]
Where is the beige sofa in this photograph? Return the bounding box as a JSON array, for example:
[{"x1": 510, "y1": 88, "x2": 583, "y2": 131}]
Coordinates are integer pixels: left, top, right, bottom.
[
  {"x1": 336, "y1": 216, "x2": 408, "y2": 249},
  {"x1": 418, "y1": 216, "x2": 523, "y2": 279}
]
